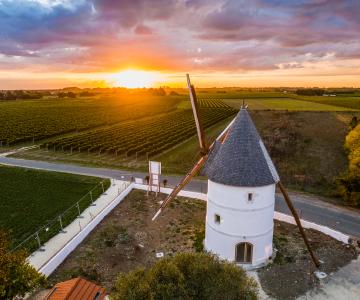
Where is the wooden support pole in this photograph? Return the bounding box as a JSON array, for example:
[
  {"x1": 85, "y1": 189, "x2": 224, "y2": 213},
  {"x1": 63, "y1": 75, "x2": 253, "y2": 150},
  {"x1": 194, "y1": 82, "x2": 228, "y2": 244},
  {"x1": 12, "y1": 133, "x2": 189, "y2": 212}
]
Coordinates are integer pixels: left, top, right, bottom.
[{"x1": 278, "y1": 181, "x2": 320, "y2": 268}]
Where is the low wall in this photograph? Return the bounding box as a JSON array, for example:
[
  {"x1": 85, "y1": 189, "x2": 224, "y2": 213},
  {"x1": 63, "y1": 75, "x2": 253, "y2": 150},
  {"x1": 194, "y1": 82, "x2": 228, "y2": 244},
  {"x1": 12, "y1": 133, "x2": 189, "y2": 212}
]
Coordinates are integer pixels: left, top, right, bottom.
[
  {"x1": 39, "y1": 183, "x2": 134, "y2": 276},
  {"x1": 134, "y1": 183, "x2": 207, "y2": 201},
  {"x1": 274, "y1": 211, "x2": 350, "y2": 244}
]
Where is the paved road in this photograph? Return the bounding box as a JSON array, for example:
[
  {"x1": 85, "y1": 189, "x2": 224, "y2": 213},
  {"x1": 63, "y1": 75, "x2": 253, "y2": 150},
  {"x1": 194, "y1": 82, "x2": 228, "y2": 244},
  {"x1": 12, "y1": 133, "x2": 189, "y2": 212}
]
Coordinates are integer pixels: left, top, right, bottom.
[{"x1": 1, "y1": 156, "x2": 359, "y2": 239}]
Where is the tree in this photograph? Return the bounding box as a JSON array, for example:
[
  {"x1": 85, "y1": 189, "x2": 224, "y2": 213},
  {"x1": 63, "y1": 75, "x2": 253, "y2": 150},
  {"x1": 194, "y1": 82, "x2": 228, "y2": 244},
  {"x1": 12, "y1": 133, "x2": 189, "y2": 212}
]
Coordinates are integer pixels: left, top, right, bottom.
[
  {"x1": 0, "y1": 230, "x2": 46, "y2": 299},
  {"x1": 112, "y1": 252, "x2": 258, "y2": 300},
  {"x1": 336, "y1": 123, "x2": 360, "y2": 207}
]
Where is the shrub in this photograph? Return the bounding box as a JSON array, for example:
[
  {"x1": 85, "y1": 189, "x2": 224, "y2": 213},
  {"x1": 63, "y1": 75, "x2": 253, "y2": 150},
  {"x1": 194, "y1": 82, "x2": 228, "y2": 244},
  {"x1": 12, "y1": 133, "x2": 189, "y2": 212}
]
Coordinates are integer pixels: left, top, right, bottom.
[
  {"x1": 112, "y1": 252, "x2": 258, "y2": 300},
  {"x1": 0, "y1": 230, "x2": 46, "y2": 299},
  {"x1": 192, "y1": 229, "x2": 205, "y2": 252},
  {"x1": 336, "y1": 123, "x2": 360, "y2": 207}
]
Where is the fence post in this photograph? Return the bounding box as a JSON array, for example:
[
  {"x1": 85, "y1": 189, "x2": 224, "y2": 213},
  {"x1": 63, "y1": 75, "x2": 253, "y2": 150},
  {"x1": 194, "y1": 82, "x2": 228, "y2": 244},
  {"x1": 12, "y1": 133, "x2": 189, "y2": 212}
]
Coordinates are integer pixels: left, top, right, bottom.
[
  {"x1": 90, "y1": 191, "x2": 96, "y2": 206},
  {"x1": 36, "y1": 232, "x2": 41, "y2": 249},
  {"x1": 77, "y1": 202, "x2": 81, "y2": 217},
  {"x1": 59, "y1": 215, "x2": 65, "y2": 233}
]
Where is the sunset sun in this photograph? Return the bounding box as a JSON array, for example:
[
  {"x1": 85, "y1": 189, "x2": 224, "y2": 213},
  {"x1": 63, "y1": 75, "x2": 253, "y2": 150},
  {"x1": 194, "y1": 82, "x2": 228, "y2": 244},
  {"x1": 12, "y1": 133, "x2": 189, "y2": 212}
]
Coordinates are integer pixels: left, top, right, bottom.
[{"x1": 110, "y1": 70, "x2": 161, "y2": 88}]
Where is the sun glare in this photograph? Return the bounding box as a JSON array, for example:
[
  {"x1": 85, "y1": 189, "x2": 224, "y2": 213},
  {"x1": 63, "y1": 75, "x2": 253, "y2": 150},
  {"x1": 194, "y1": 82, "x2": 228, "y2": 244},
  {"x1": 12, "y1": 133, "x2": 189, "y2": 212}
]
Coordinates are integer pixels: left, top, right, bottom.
[{"x1": 110, "y1": 70, "x2": 161, "y2": 88}]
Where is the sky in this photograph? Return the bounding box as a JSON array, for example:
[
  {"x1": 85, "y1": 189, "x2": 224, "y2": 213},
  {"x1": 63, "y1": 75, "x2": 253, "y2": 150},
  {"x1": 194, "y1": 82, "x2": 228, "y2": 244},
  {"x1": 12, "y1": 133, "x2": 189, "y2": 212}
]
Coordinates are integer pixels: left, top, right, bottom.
[{"x1": 0, "y1": 0, "x2": 360, "y2": 89}]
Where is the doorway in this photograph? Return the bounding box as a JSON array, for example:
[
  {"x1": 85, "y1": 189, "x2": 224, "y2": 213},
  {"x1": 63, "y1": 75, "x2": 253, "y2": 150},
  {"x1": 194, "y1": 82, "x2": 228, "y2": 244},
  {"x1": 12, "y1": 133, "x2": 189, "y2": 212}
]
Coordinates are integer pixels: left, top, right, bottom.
[{"x1": 235, "y1": 242, "x2": 253, "y2": 263}]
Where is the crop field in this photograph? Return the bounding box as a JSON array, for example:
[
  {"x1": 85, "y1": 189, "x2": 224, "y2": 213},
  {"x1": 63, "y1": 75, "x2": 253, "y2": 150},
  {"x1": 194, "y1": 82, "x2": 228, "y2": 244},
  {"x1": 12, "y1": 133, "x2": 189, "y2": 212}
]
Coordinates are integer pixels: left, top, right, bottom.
[
  {"x1": 197, "y1": 98, "x2": 234, "y2": 108},
  {"x1": 40, "y1": 100, "x2": 237, "y2": 159},
  {"x1": 196, "y1": 90, "x2": 288, "y2": 99},
  {"x1": 0, "y1": 165, "x2": 108, "y2": 248},
  {"x1": 223, "y1": 98, "x2": 357, "y2": 111},
  {"x1": 292, "y1": 95, "x2": 360, "y2": 110},
  {"x1": 0, "y1": 95, "x2": 180, "y2": 145}
]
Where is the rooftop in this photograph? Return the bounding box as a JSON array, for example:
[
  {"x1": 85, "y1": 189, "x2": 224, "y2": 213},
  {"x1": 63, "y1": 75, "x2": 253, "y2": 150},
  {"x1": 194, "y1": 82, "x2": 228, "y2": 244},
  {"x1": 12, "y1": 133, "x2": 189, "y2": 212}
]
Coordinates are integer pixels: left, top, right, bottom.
[
  {"x1": 44, "y1": 277, "x2": 106, "y2": 300},
  {"x1": 203, "y1": 108, "x2": 279, "y2": 187}
]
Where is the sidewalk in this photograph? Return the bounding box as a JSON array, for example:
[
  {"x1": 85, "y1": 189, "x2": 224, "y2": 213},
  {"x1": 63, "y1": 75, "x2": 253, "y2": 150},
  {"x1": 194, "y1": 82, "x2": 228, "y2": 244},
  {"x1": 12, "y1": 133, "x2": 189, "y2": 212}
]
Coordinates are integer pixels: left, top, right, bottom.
[{"x1": 28, "y1": 179, "x2": 130, "y2": 272}]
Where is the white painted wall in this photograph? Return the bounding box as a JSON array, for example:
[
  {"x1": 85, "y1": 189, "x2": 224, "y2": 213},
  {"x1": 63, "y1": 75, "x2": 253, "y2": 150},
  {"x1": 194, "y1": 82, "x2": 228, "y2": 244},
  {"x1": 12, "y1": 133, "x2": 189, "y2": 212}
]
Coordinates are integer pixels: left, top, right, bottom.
[
  {"x1": 205, "y1": 180, "x2": 276, "y2": 268},
  {"x1": 274, "y1": 211, "x2": 349, "y2": 244},
  {"x1": 134, "y1": 183, "x2": 207, "y2": 201}
]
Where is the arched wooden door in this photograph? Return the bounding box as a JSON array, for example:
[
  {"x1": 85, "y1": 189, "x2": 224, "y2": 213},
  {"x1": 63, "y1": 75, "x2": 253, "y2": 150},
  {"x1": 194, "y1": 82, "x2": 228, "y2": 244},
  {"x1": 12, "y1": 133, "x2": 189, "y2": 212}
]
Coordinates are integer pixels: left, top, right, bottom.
[{"x1": 235, "y1": 242, "x2": 253, "y2": 263}]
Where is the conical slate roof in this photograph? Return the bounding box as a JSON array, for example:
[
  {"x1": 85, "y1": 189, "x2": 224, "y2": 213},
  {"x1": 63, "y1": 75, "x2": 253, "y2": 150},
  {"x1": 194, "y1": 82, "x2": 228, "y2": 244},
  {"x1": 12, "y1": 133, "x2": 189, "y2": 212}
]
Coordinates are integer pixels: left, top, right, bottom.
[{"x1": 203, "y1": 109, "x2": 279, "y2": 187}]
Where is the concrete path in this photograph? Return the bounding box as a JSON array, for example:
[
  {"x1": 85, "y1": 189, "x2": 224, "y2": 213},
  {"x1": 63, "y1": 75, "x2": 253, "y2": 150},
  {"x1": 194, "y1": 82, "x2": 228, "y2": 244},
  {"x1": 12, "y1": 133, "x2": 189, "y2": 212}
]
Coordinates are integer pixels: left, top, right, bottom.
[
  {"x1": 1, "y1": 156, "x2": 359, "y2": 239},
  {"x1": 28, "y1": 179, "x2": 129, "y2": 272},
  {"x1": 298, "y1": 257, "x2": 360, "y2": 300}
]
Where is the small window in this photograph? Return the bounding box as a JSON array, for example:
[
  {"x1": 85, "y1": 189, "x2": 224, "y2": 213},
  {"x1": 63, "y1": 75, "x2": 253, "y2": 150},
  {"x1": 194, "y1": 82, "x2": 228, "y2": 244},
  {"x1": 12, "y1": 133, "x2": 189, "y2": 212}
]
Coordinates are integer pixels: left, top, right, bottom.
[
  {"x1": 248, "y1": 193, "x2": 253, "y2": 201},
  {"x1": 214, "y1": 214, "x2": 221, "y2": 224}
]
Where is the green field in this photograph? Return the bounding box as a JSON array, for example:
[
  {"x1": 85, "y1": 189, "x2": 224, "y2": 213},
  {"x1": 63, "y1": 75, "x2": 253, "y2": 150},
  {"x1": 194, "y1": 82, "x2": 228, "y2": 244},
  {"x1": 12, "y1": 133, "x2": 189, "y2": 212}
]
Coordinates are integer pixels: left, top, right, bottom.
[
  {"x1": 223, "y1": 98, "x2": 356, "y2": 111},
  {"x1": 0, "y1": 165, "x2": 108, "y2": 248},
  {"x1": 292, "y1": 95, "x2": 360, "y2": 110}
]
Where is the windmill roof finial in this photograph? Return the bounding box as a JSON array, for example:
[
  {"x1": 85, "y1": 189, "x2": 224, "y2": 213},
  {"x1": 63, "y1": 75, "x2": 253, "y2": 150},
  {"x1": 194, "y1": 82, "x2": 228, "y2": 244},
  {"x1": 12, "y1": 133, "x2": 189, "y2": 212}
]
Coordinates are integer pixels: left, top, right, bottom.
[{"x1": 241, "y1": 100, "x2": 248, "y2": 109}]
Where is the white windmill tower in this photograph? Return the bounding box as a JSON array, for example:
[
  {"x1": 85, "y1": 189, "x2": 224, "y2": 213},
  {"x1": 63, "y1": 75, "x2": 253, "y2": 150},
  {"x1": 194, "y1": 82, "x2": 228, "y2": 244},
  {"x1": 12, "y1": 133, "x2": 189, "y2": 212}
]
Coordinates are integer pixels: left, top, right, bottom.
[
  {"x1": 202, "y1": 108, "x2": 279, "y2": 268},
  {"x1": 152, "y1": 75, "x2": 320, "y2": 270}
]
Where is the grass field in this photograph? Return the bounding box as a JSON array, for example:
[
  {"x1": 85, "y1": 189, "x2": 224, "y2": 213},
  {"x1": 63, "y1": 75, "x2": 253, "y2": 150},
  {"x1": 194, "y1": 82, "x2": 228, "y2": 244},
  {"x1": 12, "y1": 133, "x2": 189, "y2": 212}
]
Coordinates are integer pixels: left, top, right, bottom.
[
  {"x1": 0, "y1": 165, "x2": 107, "y2": 246},
  {"x1": 251, "y1": 111, "x2": 360, "y2": 195},
  {"x1": 292, "y1": 95, "x2": 360, "y2": 110},
  {"x1": 224, "y1": 98, "x2": 356, "y2": 111}
]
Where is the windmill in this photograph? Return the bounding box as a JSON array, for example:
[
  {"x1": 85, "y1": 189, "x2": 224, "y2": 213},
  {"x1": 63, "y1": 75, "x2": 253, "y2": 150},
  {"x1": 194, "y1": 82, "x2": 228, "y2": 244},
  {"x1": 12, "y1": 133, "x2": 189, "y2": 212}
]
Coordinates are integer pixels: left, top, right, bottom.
[{"x1": 152, "y1": 74, "x2": 320, "y2": 269}]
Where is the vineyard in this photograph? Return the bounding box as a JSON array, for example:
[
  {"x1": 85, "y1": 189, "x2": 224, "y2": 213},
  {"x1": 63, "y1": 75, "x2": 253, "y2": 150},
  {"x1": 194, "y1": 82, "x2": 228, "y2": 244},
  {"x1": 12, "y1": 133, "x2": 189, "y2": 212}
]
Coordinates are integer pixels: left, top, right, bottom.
[
  {"x1": 42, "y1": 100, "x2": 237, "y2": 159},
  {"x1": 197, "y1": 98, "x2": 234, "y2": 108},
  {"x1": 0, "y1": 96, "x2": 181, "y2": 145}
]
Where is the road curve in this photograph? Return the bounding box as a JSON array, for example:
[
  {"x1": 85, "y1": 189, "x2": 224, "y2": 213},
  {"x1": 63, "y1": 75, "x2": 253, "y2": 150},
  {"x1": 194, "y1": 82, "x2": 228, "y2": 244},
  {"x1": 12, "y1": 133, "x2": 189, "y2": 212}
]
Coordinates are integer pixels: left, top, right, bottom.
[{"x1": 0, "y1": 156, "x2": 359, "y2": 239}]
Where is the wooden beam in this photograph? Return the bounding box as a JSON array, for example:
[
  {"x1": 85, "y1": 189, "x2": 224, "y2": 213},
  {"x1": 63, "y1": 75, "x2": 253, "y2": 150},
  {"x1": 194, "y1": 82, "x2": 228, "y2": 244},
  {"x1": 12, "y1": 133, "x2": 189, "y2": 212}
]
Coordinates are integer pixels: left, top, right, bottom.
[
  {"x1": 278, "y1": 181, "x2": 320, "y2": 268},
  {"x1": 152, "y1": 154, "x2": 208, "y2": 221},
  {"x1": 152, "y1": 122, "x2": 233, "y2": 221},
  {"x1": 187, "y1": 74, "x2": 207, "y2": 153}
]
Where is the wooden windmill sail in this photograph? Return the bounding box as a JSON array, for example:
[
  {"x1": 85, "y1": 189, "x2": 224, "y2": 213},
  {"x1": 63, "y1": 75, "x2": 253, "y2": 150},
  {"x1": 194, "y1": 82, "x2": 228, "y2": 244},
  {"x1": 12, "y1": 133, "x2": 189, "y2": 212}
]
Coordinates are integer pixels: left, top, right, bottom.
[{"x1": 152, "y1": 74, "x2": 320, "y2": 268}]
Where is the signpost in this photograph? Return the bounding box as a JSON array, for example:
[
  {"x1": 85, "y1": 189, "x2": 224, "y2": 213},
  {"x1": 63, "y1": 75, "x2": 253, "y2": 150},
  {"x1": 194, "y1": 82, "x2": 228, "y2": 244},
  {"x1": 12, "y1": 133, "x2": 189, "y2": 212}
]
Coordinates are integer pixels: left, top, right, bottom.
[{"x1": 148, "y1": 161, "x2": 161, "y2": 196}]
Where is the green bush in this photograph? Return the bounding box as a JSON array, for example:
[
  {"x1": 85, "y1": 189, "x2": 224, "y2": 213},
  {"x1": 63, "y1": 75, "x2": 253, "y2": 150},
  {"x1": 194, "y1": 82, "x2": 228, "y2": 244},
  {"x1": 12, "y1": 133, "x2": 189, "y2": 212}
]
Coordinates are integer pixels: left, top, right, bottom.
[
  {"x1": 112, "y1": 252, "x2": 258, "y2": 300},
  {"x1": 192, "y1": 229, "x2": 205, "y2": 252}
]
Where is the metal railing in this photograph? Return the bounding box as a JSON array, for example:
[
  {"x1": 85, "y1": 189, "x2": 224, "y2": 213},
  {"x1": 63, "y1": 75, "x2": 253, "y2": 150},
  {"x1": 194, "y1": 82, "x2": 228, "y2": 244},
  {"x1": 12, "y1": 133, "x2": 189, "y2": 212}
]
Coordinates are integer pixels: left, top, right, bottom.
[{"x1": 12, "y1": 179, "x2": 111, "y2": 254}]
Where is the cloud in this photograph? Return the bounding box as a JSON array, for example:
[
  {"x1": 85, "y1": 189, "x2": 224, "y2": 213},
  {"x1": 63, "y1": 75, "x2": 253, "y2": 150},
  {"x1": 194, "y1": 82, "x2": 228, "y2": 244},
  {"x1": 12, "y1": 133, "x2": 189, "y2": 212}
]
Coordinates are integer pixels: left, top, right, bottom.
[
  {"x1": 134, "y1": 24, "x2": 153, "y2": 35},
  {"x1": 0, "y1": 0, "x2": 360, "y2": 79}
]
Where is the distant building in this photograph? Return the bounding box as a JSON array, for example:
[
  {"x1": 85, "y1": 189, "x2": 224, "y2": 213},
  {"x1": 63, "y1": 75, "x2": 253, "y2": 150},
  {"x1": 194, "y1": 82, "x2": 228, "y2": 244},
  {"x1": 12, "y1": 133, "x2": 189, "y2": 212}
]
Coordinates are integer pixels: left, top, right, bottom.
[{"x1": 44, "y1": 277, "x2": 107, "y2": 300}]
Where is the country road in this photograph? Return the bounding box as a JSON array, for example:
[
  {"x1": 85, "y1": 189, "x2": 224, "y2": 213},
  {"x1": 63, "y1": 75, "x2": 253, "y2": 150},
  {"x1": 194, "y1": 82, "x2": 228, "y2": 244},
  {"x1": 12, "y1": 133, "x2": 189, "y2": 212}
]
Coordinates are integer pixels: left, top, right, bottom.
[{"x1": 0, "y1": 155, "x2": 359, "y2": 239}]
